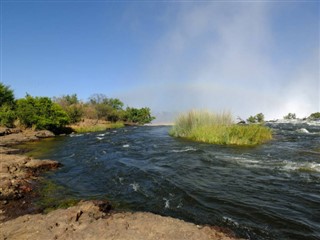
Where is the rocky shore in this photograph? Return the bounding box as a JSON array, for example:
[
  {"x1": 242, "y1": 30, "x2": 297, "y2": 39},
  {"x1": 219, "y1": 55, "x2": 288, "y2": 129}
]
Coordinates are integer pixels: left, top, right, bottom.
[{"x1": 0, "y1": 128, "x2": 239, "y2": 240}]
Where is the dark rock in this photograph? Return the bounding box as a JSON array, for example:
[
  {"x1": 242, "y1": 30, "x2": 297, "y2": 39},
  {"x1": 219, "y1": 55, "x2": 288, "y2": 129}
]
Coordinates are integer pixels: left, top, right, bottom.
[{"x1": 92, "y1": 200, "x2": 113, "y2": 214}]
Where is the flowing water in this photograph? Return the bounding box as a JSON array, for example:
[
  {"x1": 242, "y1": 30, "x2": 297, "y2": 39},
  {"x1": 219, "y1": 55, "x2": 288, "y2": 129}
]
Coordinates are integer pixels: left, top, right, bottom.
[{"x1": 22, "y1": 123, "x2": 320, "y2": 239}]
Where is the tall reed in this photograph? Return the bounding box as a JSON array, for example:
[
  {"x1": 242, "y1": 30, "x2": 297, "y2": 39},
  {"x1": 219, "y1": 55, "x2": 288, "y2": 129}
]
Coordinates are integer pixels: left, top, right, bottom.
[{"x1": 170, "y1": 110, "x2": 272, "y2": 146}]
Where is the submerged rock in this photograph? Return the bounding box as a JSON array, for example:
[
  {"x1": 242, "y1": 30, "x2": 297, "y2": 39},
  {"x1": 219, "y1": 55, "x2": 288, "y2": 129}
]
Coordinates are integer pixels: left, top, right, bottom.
[{"x1": 296, "y1": 128, "x2": 309, "y2": 134}]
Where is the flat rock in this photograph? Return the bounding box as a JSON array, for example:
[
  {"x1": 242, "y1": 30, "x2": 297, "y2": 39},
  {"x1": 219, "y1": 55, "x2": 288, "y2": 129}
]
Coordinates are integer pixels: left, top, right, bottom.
[{"x1": 0, "y1": 201, "x2": 238, "y2": 240}]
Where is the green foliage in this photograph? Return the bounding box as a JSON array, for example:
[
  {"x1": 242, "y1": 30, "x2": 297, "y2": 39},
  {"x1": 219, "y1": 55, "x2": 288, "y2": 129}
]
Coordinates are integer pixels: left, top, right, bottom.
[
  {"x1": 170, "y1": 110, "x2": 272, "y2": 146},
  {"x1": 89, "y1": 94, "x2": 123, "y2": 109},
  {"x1": 247, "y1": 113, "x2": 265, "y2": 123},
  {"x1": 66, "y1": 105, "x2": 84, "y2": 124},
  {"x1": 0, "y1": 104, "x2": 16, "y2": 127},
  {"x1": 88, "y1": 94, "x2": 124, "y2": 122},
  {"x1": 308, "y1": 112, "x2": 320, "y2": 120},
  {"x1": 284, "y1": 113, "x2": 296, "y2": 120},
  {"x1": 0, "y1": 83, "x2": 17, "y2": 127},
  {"x1": 125, "y1": 107, "x2": 155, "y2": 124},
  {"x1": 256, "y1": 113, "x2": 265, "y2": 123},
  {"x1": 16, "y1": 95, "x2": 70, "y2": 131},
  {"x1": 53, "y1": 94, "x2": 84, "y2": 124},
  {"x1": 247, "y1": 116, "x2": 257, "y2": 124},
  {"x1": 0, "y1": 82, "x2": 15, "y2": 106}
]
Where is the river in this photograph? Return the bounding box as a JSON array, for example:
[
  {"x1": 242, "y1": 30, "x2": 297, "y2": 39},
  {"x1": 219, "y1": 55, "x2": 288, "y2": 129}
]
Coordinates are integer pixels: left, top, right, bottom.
[{"x1": 22, "y1": 122, "x2": 320, "y2": 239}]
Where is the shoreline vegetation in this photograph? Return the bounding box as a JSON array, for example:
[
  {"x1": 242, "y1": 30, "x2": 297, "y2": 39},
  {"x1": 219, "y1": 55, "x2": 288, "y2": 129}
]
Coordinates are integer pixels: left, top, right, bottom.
[
  {"x1": 68, "y1": 119, "x2": 125, "y2": 133},
  {"x1": 0, "y1": 83, "x2": 155, "y2": 134},
  {"x1": 170, "y1": 110, "x2": 273, "y2": 146}
]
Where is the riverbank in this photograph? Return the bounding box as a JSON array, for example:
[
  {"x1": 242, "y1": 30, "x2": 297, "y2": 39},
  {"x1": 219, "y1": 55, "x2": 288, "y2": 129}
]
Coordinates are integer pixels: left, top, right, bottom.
[
  {"x1": 0, "y1": 128, "x2": 61, "y2": 221},
  {"x1": 0, "y1": 128, "x2": 239, "y2": 240}
]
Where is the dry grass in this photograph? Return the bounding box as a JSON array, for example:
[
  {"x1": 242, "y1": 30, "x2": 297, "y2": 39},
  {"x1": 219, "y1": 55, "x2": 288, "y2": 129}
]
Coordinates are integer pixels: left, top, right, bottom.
[{"x1": 69, "y1": 118, "x2": 124, "y2": 133}]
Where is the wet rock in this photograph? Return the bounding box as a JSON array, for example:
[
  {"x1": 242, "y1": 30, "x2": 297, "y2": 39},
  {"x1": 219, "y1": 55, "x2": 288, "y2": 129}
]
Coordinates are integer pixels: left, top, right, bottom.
[{"x1": 34, "y1": 130, "x2": 55, "y2": 138}]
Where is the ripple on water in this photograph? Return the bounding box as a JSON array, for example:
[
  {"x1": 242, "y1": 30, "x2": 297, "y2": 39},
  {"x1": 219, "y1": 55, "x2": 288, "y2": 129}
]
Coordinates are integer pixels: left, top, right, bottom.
[{"x1": 26, "y1": 125, "x2": 320, "y2": 240}]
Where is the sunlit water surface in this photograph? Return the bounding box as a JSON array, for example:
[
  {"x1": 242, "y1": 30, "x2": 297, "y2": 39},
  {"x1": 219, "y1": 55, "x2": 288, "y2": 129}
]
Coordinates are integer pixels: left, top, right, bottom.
[{"x1": 23, "y1": 123, "x2": 320, "y2": 239}]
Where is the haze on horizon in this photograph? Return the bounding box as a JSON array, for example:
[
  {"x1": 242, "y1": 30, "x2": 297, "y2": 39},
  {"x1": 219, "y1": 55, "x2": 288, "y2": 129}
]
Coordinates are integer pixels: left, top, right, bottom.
[{"x1": 1, "y1": 1, "x2": 319, "y2": 122}]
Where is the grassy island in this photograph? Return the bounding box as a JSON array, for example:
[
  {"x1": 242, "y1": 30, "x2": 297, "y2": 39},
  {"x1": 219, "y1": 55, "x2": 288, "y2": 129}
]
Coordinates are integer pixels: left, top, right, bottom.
[{"x1": 170, "y1": 110, "x2": 272, "y2": 146}]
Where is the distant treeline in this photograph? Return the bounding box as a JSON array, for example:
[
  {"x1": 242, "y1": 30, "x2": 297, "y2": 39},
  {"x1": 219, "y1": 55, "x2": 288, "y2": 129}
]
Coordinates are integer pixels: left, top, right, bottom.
[{"x1": 0, "y1": 83, "x2": 155, "y2": 132}]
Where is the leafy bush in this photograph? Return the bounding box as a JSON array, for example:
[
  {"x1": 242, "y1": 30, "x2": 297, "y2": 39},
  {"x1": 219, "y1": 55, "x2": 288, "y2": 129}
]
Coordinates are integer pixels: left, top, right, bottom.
[
  {"x1": 308, "y1": 112, "x2": 320, "y2": 120},
  {"x1": 0, "y1": 83, "x2": 17, "y2": 127},
  {"x1": 284, "y1": 113, "x2": 296, "y2": 120},
  {"x1": 0, "y1": 83, "x2": 15, "y2": 106},
  {"x1": 53, "y1": 94, "x2": 84, "y2": 124},
  {"x1": 0, "y1": 104, "x2": 16, "y2": 127},
  {"x1": 88, "y1": 94, "x2": 124, "y2": 122},
  {"x1": 170, "y1": 110, "x2": 272, "y2": 146},
  {"x1": 16, "y1": 95, "x2": 70, "y2": 131},
  {"x1": 247, "y1": 113, "x2": 265, "y2": 123},
  {"x1": 125, "y1": 107, "x2": 155, "y2": 124}
]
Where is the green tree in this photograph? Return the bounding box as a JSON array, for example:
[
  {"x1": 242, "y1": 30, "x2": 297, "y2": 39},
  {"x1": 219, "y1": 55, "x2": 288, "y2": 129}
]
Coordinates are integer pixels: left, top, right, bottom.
[
  {"x1": 88, "y1": 94, "x2": 124, "y2": 122},
  {"x1": 247, "y1": 113, "x2": 265, "y2": 124},
  {"x1": 247, "y1": 115, "x2": 256, "y2": 124},
  {"x1": 0, "y1": 104, "x2": 16, "y2": 127},
  {"x1": 256, "y1": 113, "x2": 265, "y2": 123},
  {"x1": 0, "y1": 83, "x2": 17, "y2": 127},
  {"x1": 16, "y1": 95, "x2": 69, "y2": 131},
  {"x1": 125, "y1": 107, "x2": 155, "y2": 124},
  {"x1": 0, "y1": 83, "x2": 15, "y2": 106},
  {"x1": 54, "y1": 94, "x2": 83, "y2": 124},
  {"x1": 284, "y1": 113, "x2": 296, "y2": 120},
  {"x1": 308, "y1": 112, "x2": 320, "y2": 120}
]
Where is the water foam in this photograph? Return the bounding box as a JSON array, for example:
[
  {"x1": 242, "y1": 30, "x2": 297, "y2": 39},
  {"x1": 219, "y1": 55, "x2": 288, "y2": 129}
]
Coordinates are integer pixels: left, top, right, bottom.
[
  {"x1": 130, "y1": 183, "x2": 140, "y2": 192},
  {"x1": 222, "y1": 216, "x2": 239, "y2": 227},
  {"x1": 118, "y1": 177, "x2": 124, "y2": 184},
  {"x1": 280, "y1": 161, "x2": 320, "y2": 173},
  {"x1": 171, "y1": 146, "x2": 197, "y2": 153},
  {"x1": 70, "y1": 133, "x2": 84, "y2": 137},
  {"x1": 296, "y1": 128, "x2": 310, "y2": 134},
  {"x1": 163, "y1": 198, "x2": 170, "y2": 209}
]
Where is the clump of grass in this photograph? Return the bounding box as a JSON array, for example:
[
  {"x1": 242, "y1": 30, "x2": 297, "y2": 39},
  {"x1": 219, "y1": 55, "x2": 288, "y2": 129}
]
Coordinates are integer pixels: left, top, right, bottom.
[
  {"x1": 72, "y1": 122, "x2": 124, "y2": 133},
  {"x1": 170, "y1": 110, "x2": 272, "y2": 146}
]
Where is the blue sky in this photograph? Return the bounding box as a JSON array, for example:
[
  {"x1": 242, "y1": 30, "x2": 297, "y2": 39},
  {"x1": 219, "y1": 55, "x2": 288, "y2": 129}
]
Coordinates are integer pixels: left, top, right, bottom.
[{"x1": 1, "y1": 1, "x2": 319, "y2": 121}]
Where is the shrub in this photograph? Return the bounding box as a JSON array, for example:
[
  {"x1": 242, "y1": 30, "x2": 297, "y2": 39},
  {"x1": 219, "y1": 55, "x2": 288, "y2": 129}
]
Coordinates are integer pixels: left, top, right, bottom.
[
  {"x1": 125, "y1": 107, "x2": 155, "y2": 124},
  {"x1": 284, "y1": 113, "x2": 296, "y2": 120},
  {"x1": 16, "y1": 95, "x2": 70, "y2": 131},
  {"x1": 0, "y1": 83, "x2": 15, "y2": 106},
  {"x1": 54, "y1": 94, "x2": 84, "y2": 124},
  {"x1": 0, "y1": 104, "x2": 16, "y2": 127},
  {"x1": 170, "y1": 110, "x2": 272, "y2": 146},
  {"x1": 88, "y1": 94, "x2": 124, "y2": 122},
  {"x1": 0, "y1": 83, "x2": 17, "y2": 127},
  {"x1": 308, "y1": 112, "x2": 320, "y2": 120},
  {"x1": 246, "y1": 113, "x2": 265, "y2": 123}
]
